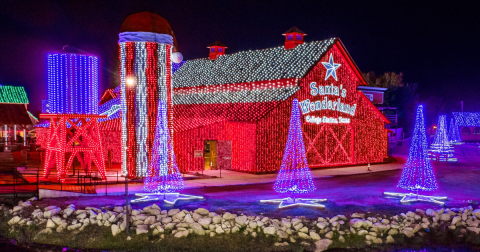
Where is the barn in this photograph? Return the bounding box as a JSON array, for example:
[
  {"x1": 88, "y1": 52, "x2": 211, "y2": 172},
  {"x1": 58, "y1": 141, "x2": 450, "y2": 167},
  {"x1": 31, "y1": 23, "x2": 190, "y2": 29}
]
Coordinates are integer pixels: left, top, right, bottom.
[{"x1": 171, "y1": 28, "x2": 390, "y2": 173}]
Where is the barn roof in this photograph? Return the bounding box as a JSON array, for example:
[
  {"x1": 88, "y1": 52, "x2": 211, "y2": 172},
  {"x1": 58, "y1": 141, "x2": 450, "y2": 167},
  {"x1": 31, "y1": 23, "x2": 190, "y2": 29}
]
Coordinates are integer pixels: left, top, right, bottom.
[
  {"x1": 174, "y1": 87, "x2": 299, "y2": 105},
  {"x1": 452, "y1": 112, "x2": 480, "y2": 127},
  {"x1": 172, "y1": 38, "x2": 336, "y2": 88},
  {"x1": 0, "y1": 85, "x2": 29, "y2": 104},
  {"x1": 0, "y1": 104, "x2": 35, "y2": 125}
]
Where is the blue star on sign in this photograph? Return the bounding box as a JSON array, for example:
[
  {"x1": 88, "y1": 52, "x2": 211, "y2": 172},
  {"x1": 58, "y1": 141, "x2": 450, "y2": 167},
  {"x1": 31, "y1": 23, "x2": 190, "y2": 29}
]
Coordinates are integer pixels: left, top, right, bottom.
[{"x1": 322, "y1": 53, "x2": 341, "y2": 81}]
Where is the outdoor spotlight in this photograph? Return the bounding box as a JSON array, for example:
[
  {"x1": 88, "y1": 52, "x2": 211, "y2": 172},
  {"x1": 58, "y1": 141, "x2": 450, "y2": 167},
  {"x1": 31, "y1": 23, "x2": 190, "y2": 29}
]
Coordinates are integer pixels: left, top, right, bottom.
[{"x1": 126, "y1": 77, "x2": 135, "y2": 86}]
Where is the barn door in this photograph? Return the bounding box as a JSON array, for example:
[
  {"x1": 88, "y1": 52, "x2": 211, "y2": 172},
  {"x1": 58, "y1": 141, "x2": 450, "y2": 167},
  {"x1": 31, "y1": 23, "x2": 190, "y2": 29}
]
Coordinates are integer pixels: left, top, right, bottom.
[{"x1": 217, "y1": 140, "x2": 232, "y2": 170}]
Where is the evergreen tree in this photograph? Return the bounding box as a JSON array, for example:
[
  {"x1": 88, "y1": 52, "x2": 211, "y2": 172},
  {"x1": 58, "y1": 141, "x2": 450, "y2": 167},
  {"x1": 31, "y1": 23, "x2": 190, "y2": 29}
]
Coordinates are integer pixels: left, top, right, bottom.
[
  {"x1": 274, "y1": 99, "x2": 316, "y2": 194},
  {"x1": 397, "y1": 105, "x2": 438, "y2": 191}
]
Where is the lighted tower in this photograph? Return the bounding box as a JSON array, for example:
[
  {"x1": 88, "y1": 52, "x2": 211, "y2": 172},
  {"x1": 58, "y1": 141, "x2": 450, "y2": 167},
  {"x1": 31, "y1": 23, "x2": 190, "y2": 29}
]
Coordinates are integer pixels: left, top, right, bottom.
[
  {"x1": 47, "y1": 49, "x2": 99, "y2": 114},
  {"x1": 119, "y1": 12, "x2": 183, "y2": 177}
]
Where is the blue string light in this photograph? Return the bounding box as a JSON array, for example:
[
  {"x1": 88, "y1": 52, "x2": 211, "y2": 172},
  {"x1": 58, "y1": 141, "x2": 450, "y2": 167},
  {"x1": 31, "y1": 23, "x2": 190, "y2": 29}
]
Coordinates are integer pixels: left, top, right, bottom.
[
  {"x1": 142, "y1": 99, "x2": 185, "y2": 193},
  {"x1": 273, "y1": 98, "x2": 316, "y2": 194},
  {"x1": 448, "y1": 118, "x2": 461, "y2": 143},
  {"x1": 430, "y1": 115, "x2": 453, "y2": 155},
  {"x1": 47, "y1": 53, "x2": 99, "y2": 114},
  {"x1": 397, "y1": 105, "x2": 438, "y2": 191}
]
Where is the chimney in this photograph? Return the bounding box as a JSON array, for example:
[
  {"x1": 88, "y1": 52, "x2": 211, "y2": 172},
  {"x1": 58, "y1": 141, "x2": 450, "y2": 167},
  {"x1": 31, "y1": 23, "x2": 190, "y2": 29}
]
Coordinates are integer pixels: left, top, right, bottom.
[
  {"x1": 283, "y1": 27, "x2": 306, "y2": 49},
  {"x1": 207, "y1": 41, "x2": 227, "y2": 60}
]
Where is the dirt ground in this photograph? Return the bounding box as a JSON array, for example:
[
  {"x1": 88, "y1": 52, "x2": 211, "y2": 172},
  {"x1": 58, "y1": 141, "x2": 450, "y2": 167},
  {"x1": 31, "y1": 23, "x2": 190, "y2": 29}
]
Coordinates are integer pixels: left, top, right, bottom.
[{"x1": 33, "y1": 144, "x2": 480, "y2": 219}]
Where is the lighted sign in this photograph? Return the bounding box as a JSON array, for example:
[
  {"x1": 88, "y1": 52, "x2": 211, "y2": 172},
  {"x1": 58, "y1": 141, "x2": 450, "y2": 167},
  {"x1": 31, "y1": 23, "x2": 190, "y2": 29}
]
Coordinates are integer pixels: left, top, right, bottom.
[
  {"x1": 299, "y1": 54, "x2": 356, "y2": 124},
  {"x1": 299, "y1": 82, "x2": 357, "y2": 119}
]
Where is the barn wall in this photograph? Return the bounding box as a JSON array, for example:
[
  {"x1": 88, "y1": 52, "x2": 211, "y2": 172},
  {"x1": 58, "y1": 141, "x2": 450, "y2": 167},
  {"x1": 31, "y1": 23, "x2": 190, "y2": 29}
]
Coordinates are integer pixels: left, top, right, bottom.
[
  {"x1": 255, "y1": 42, "x2": 388, "y2": 172},
  {"x1": 174, "y1": 121, "x2": 256, "y2": 172}
]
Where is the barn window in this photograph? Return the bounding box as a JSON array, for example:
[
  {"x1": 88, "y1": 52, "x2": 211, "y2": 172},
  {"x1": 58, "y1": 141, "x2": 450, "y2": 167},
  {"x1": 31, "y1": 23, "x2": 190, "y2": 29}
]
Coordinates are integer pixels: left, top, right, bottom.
[
  {"x1": 296, "y1": 34, "x2": 302, "y2": 40},
  {"x1": 210, "y1": 48, "x2": 215, "y2": 53},
  {"x1": 287, "y1": 35, "x2": 293, "y2": 40},
  {"x1": 474, "y1": 127, "x2": 480, "y2": 135},
  {"x1": 461, "y1": 127, "x2": 471, "y2": 135}
]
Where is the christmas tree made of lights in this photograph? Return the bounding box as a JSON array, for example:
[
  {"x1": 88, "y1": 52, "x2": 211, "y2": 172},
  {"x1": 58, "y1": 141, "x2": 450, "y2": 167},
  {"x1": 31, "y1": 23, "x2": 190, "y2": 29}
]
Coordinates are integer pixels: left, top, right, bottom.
[
  {"x1": 132, "y1": 100, "x2": 202, "y2": 204},
  {"x1": 430, "y1": 115, "x2": 453, "y2": 155},
  {"x1": 398, "y1": 105, "x2": 438, "y2": 191},
  {"x1": 260, "y1": 99, "x2": 325, "y2": 208},
  {"x1": 274, "y1": 98, "x2": 316, "y2": 194},
  {"x1": 384, "y1": 105, "x2": 446, "y2": 204},
  {"x1": 143, "y1": 100, "x2": 185, "y2": 194},
  {"x1": 448, "y1": 118, "x2": 462, "y2": 143}
]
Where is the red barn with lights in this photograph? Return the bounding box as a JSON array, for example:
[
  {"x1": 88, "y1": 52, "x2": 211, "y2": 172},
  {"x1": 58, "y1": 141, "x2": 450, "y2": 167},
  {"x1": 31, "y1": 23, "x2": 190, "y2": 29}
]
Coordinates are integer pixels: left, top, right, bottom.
[{"x1": 172, "y1": 30, "x2": 390, "y2": 173}]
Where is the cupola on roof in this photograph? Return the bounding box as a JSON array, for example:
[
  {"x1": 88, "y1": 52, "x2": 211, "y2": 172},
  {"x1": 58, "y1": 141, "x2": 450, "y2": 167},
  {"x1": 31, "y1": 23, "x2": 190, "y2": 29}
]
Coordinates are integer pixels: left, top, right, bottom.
[{"x1": 120, "y1": 11, "x2": 178, "y2": 50}]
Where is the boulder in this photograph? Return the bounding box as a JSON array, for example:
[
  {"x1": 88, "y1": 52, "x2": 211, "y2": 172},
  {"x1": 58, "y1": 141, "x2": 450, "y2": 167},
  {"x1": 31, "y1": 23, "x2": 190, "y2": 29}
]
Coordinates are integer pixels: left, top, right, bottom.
[
  {"x1": 111, "y1": 224, "x2": 121, "y2": 236},
  {"x1": 223, "y1": 212, "x2": 236, "y2": 220},
  {"x1": 215, "y1": 226, "x2": 225, "y2": 234},
  {"x1": 386, "y1": 235, "x2": 395, "y2": 243},
  {"x1": 452, "y1": 216, "x2": 461, "y2": 226},
  {"x1": 77, "y1": 213, "x2": 87, "y2": 219},
  {"x1": 56, "y1": 226, "x2": 65, "y2": 233},
  {"x1": 357, "y1": 230, "x2": 368, "y2": 236},
  {"x1": 144, "y1": 216, "x2": 155, "y2": 225},
  {"x1": 325, "y1": 231, "x2": 333, "y2": 239},
  {"x1": 467, "y1": 227, "x2": 480, "y2": 234},
  {"x1": 13, "y1": 206, "x2": 23, "y2": 212},
  {"x1": 136, "y1": 225, "x2": 148, "y2": 235},
  {"x1": 113, "y1": 206, "x2": 123, "y2": 213},
  {"x1": 388, "y1": 229, "x2": 398, "y2": 235},
  {"x1": 44, "y1": 208, "x2": 61, "y2": 218},
  {"x1": 8, "y1": 216, "x2": 21, "y2": 225},
  {"x1": 472, "y1": 209, "x2": 480, "y2": 219},
  {"x1": 162, "y1": 217, "x2": 173, "y2": 224},
  {"x1": 184, "y1": 214, "x2": 194, "y2": 223},
  {"x1": 298, "y1": 232, "x2": 310, "y2": 239},
  {"x1": 168, "y1": 209, "x2": 180, "y2": 216},
  {"x1": 67, "y1": 223, "x2": 81, "y2": 231},
  {"x1": 175, "y1": 211, "x2": 186, "y2": 220},
  {"x1": 310, "y1": 231, "x2": 321, "y2": 241},
  {"x1": 314, "y1": 239, "x2": 332, "y2": 252},
  {"x1": 299, "y1": 226, "x2": 309, "y2": 233},
  {"x1": 235, "y1": 215, "x2": 247, "y2": 226},
  {"x1": 51, "y1": 217, "x2": 63, "y2": 226},
  {"x1": 198, "y1": 218, "x2": 212, "y2": 229},
  {"x1": 264, "y1": 226, "x2": 277, "y2": 235},
  {"x1": 232, "y1": 226, "x2": 240, "y2": 233},
  {"x1": 165, "y1": 223, "x2": 176, "y2": 230},
  {"x1": 190, "y1": 223, "x2": 205, "y2": 235},
  {"x1": 439, "y1": 214, "x2": 451, "y2": 221},
  {"x1": 195, "y1": 208, "x2": 209, "y2": 215},
  {"x1": 174, "y1": 230, "x2": 189, "y2": 238},
  {"x1": 338, "y1": 235, "x2": 345, "y2": 243},
  {"x1": 212, "y1": 215, "x2": 222, "y2": 224},
  {"x1": 46, "y1": 219, "x2": 56, "y2": 228},
  {"x1": 277, "y1": 230, "x2": 288, "y2": 239}
]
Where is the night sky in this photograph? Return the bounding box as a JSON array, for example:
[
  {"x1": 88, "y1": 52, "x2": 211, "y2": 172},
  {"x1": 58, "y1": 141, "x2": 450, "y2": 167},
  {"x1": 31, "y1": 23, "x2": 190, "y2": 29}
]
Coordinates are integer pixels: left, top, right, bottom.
[{"x1": 0, "y1": 1, "x2": 479, "y2": 120}]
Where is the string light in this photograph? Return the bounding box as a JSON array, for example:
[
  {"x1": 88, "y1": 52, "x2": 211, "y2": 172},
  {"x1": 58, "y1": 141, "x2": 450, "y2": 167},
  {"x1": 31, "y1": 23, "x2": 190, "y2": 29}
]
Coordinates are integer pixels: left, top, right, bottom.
[
  {"x1": 384, "y1": 105, "x2": 446, "y2": 204},
  {"x1": 430, "y1": 115, "x2": 454, "y2": 156},
  {"x1": 274, "y1": 99, "x2": 316, "y2": 194},
  {"x1": 47, "y1": 53, "x2": 99, "y2": 114},
  {"x1": 448, "y1": 118, "x2": 462, "y2": 143},
  {"x1": 41, "y1": 114, "x2": 107, "y2": 181},
  {"x1": 0, "y1": 85, "x2": 29, "y2": 103},
  {"x1": 173, "y1": 40, "x2": 389, "y2": 173},
  {"x1": 398, "y1": 105, "x2": 438, "y2": 191}
]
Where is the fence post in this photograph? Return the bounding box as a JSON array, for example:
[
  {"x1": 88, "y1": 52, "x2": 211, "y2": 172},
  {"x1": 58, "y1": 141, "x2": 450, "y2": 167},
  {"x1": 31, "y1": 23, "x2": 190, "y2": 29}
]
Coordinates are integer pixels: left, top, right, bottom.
[
  {"x1": 37, "y1": 168, "x2": 39, "y2": 198},
  {"x1": 13, "y1": 168, "x2": 16, "y2": 201}
]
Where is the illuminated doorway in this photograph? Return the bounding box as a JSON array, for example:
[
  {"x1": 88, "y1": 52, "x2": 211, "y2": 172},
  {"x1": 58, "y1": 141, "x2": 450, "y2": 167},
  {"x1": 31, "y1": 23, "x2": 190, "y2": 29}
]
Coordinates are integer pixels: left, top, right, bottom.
[{"x1": 204, "y1": 140, "x2": 217, "y2": 170}]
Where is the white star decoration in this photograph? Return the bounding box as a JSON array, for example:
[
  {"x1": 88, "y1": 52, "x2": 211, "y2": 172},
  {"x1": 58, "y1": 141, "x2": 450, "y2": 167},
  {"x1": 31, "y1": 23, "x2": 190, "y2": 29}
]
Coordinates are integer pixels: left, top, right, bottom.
[
  {"x1": 131, "y1": 193, "x2": 204, "y2": 204},
  {"x1": 260, "y1": 197, "x2": 327, "y2": 208},
  {"x1": 322, "y1": 53, "x2": 341, "y2": 81},
  {"x1": 383, "y1": 192, "x2": 447, "y2": 205}
]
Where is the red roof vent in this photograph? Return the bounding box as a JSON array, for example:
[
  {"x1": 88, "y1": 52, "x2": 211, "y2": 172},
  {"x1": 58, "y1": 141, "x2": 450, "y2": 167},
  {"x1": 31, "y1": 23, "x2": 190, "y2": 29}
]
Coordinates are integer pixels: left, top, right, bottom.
[
  {"x1": 282, "y1": 27, "x2": 306, "y2": 49},
  {"x1": 207, "y1": 41, "x2": 227, "y2": 60}
]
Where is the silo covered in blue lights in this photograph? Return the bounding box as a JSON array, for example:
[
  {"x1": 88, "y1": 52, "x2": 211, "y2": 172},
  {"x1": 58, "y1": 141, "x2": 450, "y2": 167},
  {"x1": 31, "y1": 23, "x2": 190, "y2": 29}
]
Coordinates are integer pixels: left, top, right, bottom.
[{"x1": 47, "y1": 52, "x2": 99, "y2": 114}]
